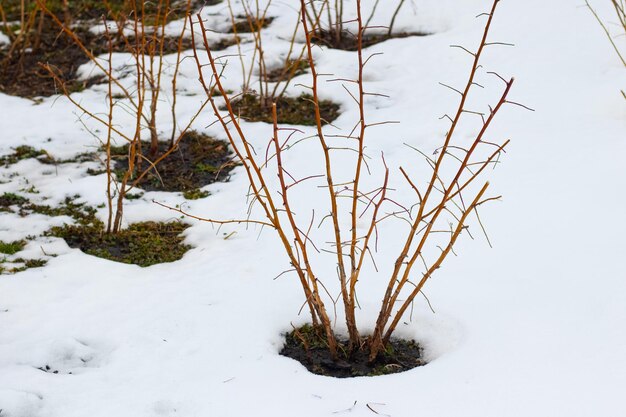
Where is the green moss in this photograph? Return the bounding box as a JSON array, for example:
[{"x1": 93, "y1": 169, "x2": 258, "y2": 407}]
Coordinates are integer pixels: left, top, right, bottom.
[
  {"x1": 20, "y1": 185, "x2": 39, "y2": 194},
  {"x1": 281, "y1": 324, "x2": 338, "y2": 355},
  {"x1": 183, "y1": 189, "x2": 210, "y2": 200},
  {"x1": 230, "y1": 93, "x2": 340, "y2": 126},
  {"x1": 0, "y1": 146, "x2": 53, "y2": 166},
  {"x1": 194, "y1": 162, "x2": 219, "y2": 173},
  {"x1": 0, "y1": 193, "x2": 97, "y2": 224},
  {"x1": 124, "y1": 192, "x2": 144, "y2": 200},
  {"x1": 211, "y1": 88, "x2": 234, "y2": 97},
  {"x1": 229, "y1": 16, "x2": 274, "y2": 33},
  {"x1": 22, "y1": 258, "x2": 48, "y2": 268},
  {"x1": 22, "y1": 197, "x2": 98, "y2": 225},
  {"x1": 48, "y1": 221, "x2": 191, "y2": 267},
  {"x1": 109, "y1": 144, "x2": 128, "y2": 156},
  {"x1": 86, "y1": 168, "x2": 106, "y2": 176},
  {"x1": 0, "y1": 257, "x2": 48, "y2": 275},
  {"x1": 11, "y1": 257, "x2": 48, "y2": 268},
  {"x1": 0, "y1": 192, "x2": 28, "y2": 207},
  {"x1": 0, "y1": 240, "x2": 26, "y2": 255}
]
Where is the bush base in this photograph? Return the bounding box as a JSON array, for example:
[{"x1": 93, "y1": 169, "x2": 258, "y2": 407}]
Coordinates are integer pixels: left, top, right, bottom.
[{"x1": 280, "y1": 324, "x2": 425, "y2": 378}]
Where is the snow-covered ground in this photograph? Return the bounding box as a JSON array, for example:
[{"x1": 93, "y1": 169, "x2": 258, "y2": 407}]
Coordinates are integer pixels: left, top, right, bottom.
[{"x1": 1, "y1": 0, "x2": 625, "y2": 416}]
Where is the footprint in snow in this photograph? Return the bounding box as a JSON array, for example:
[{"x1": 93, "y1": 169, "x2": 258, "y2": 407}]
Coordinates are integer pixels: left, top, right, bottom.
[{"x1": 33, "y1": 337, "x2": 110, "y2": 375}]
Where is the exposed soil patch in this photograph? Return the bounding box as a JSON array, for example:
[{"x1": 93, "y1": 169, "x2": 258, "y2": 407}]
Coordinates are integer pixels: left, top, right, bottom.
[
  {"x1": 0, "y1": 257, "x2": 48, "y2": 275},
  {"x1": 208, "y1": 35, "x2": 240, "y2": 51},
  {"x1": 0, "y1": 240, "x2": 26, "y2": 255},
  {"x1": 229, "y1": 15, "x2": 274, "y2": 33},
  {"x1": 49, "y1": 221, "x2": 191, "y2": 267},
  {"x1": 0, "y1": 146, "x2": 54, "y2": 166},
  {"x1": 1, "y1": 0, "x2": 214, "y2": 22},
  {"x1": 0, "y1": 193, "x2": 188, "y2": 267},
  {"x1": 0, "y1": 193, "x2": 99, "y2": 226},
  {"x1": 111, "y1": 131, "x2": 234, "y2": 193},
  {"x1": 280, "y1": 325, "x2": 425, "y2": 378},
  {"x1": 182, "y1": 189, "x2": 209, "y2": 200},
  {"x1": 2, "y1": 0, "x2": 115, "y2": 21},
  {"x1": 230, "y1": 93, "x2": 340, "y2": 126},
  {"x1": 264, "y1": 59, "x2": 309, "y2": 82},
  {"x1": 20, "y1": 198, "x2": 98, "y2": 224},
  {"x1": 0, "y1": 16, "x2": 194, "y2": 98},
  {"x1": 0, "y1": 234, "x2": 47, "y2": 275},
  {"x1": 0, "y1": 193, "x2": 28, "y2": 209},
  {"x1": 0, "y1": 145, "x2": 100, "y2": 168},
  {"x1": 313, "y1": 30, "x2": 430, "y2": 51}
]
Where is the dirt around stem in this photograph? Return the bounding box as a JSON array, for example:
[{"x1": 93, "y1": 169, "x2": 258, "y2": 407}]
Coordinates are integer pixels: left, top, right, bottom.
[
  {"x1": 280, "y1": 324, "x2": 426, "y2": 378},
  {"x1": 110, "y1": 131, "x2": 234, "y2": 193}
]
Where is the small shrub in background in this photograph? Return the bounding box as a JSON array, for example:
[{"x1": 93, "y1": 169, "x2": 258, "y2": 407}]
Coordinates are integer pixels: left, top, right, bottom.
[{"x1": 36, "y1": 0, "x2": 211, "y2": 233}]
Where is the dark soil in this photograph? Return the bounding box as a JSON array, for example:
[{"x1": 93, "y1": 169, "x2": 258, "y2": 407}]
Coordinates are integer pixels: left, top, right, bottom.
[
  {"x1": 111, "y1": 131, "x2": 234, "y2": 193},
  {"x1": 48, "y1": 221, "x2": 191, "y2": 267},
  {"x1": 230, "y1": 93, "x2": 340, "y2": 126},
  {"x1": 313, "y1": 30, "x2": 430, "y2": 51},
  {"x1": 0, "y1": 193, "x2": 28, "y2": 208},
  {"x1": 208, "y1": 36, "x2": 240, "y2": 51},
  {"x1": 229, "y1": 16, "x2": 274, "y2": 33},
  {"x1": 1, "y1": 0, "x2": 214, "y2": 22},
  {"x1": 280, "y1": 325, "x2": 425, "y2": 378},
  {"x1": 2, "y1": 0, "x2": 115, "y2": 21},
  {"x1": 264, "y1": 59, "x2": 308, "y2": 82},
  {"x1": 0, "y1": 8, "x2": 198, "y2": 98}
]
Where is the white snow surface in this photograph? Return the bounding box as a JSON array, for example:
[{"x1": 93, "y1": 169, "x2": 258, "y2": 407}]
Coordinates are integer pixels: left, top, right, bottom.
[{"x1": 1, "y1": 0, "x2": 625, "y2": 416}]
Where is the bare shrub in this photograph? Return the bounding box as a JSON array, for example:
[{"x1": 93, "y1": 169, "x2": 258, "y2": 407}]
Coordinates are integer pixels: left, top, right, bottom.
[
  {"x1": 189, "y1": 0, "x2": 524, "y2": 362},
  {"x1": 36, "y1": 0, "x2": 207, "y2": 233},
  {"x1": 224, "y1": 0, "x2": 316, "y2": 119}
]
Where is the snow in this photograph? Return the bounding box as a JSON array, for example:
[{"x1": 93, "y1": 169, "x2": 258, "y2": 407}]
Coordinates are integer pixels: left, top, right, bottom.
[{"x1": 1, "y1": 0, "x2": 625, "y2": 416}]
